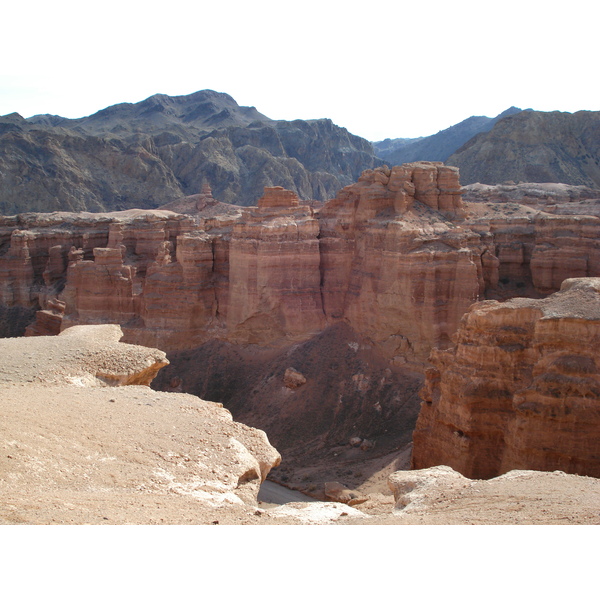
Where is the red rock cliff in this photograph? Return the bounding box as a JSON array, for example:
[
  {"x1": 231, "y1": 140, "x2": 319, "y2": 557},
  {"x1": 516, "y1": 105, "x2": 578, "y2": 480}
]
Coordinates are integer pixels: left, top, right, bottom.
[
  {"x1": 0, "y1": 165, "x2": 596, "y2": 365},
  {"x1": 412, "y1": 277, "x2": 600, "y2": 478}
]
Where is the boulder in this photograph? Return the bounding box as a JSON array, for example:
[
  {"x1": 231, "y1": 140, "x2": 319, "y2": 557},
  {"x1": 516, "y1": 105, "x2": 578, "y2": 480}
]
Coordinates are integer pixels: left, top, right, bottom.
[
  {"x1": 324, "y1": 481, "x2": 367, "y2": 506},
  {"x1": 283, "y1": 367, "x2": 307, "y2": 389}
]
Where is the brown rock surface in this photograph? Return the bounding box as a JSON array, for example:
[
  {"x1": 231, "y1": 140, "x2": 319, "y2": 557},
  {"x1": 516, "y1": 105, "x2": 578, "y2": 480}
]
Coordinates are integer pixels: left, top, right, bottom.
[
  {"x1": 1, "y1": 324, "x2": 598, "y2": 525},
  {"x1": 412, "y1": 277, "x2": 600, "y2": 479},
  {"x1": 2, "y1": 167, "x2": 600, "y2": 504},
  {"x1": 319, "y1": 163, "x2": 481, "y2": 361},
  {"x1": 3, "y1": 168, "x2": 598, "y2": 359},
  {"x1": 447, "y1": 109, "x2": 600, "y2": 189},
  {"x1": 0, "y1": 324, "x2": 281, "y2": 523}
]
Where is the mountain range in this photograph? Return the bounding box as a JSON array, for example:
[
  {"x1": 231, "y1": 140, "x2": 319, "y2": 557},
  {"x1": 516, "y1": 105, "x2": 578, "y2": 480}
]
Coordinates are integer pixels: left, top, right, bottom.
[
  {"x1": 373, "y1": 106, "x2": 524, "y2": 164},
  {"x1": 0, "y1": 90, "x2": 381, "y2": 214},
  {"x1": 0, "y1": 91, "x2": 599, "y2": 215}
]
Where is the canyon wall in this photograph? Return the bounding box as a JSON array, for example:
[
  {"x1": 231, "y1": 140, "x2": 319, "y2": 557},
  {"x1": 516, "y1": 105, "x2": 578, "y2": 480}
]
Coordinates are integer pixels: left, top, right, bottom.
[
  {"x1": 1, "y1": 163, "x2": 599, "y2": 367},
  {"x1": 2, "y1": 163, "x2": 600, "y2": 482},
  {"x1": 412, "y1": 278, "x2": 600, "y2": 479}
]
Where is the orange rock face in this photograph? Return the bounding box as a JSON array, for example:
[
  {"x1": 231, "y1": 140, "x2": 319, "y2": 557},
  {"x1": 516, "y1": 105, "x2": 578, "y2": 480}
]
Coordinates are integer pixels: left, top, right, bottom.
[
  {"x1": 412, "y1": 278, "x2": 600, "y2": 479},
  {"x1": 1, "y1": 165, "x2": 599, "y2": 366},
  {"x1": 319, "y1": 163, "x2": 480, "y2": 362}
]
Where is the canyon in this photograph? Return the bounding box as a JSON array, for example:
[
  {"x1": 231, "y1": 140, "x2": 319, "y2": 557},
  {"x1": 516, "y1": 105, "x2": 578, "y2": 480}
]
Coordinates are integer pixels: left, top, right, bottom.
[
  {"x1": 413, "y1": 277, "x2": 600, "y2": 479},
  {"x1": 2, "y1": 160, "x2": 600, "y2": 506},
  {"x1": 2, "y1": 321, "x2": 599, "y2": 525}
]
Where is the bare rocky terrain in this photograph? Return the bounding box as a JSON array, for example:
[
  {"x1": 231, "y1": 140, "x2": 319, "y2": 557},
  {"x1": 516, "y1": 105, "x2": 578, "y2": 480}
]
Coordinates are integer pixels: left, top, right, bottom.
[
  {"x1": 2, "y1": 324, "x2": 600, "y2": 525},
  {"x1": 0, "y1": 90, "x2": 382, "y2": 214},
  {"x1": 2, "y1": 158, "x2": 600, "y2": 525}
]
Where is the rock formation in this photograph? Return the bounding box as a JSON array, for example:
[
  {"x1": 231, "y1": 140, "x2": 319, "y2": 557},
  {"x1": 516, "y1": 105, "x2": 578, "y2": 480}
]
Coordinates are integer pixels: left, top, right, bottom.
[
  {"x1": 2, "y1": 255, "x2": 600, "y2": 524},
  {"x1": 318, "y1": 162, "x2": 481, "y2": 362},
  {"x1": 386, "y1": 466, "x2": 600, "y2": 524},
  {"x1": 2, "y1": 164, "x2": 599, "y2": 364},
  {"x1": 412, "y1": 278, "x2": 600, "y2": 479},
  {"x1": 2, "y1": 164, "x2": 600, "y2": 486},
  {"x1": 0, "y1": 324, "x2": 281, "y2": 522}
]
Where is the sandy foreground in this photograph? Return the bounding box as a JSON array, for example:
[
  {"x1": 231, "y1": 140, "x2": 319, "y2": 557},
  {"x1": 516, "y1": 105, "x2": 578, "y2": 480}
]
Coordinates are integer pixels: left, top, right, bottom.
[
  {"x1": 1, "y1": 326, "x2": 600, "y2": 525},
  {"x1": 3, "y1": 383, "x2": 600, "y2": 525}
]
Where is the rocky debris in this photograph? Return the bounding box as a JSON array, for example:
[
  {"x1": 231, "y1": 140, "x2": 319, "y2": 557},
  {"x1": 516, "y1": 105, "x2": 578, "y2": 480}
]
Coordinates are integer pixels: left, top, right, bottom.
[
  {"x1": 154, "y1": 322, "x2": 423, "y2": 472},
  {"x1": 24, "y1": 298, "x2": 65, "y2": 337},
  {"x1": 360, "y1": 439, "x2": 375, "y2": 452},
  {"x1": 283, "y1": 367, "x2": 307, "y2": 389},
  {"x1": 412, "y1": 277, "x2": 600, "y2": 479},
  {"x1": 383, "y1": 466, "x2": 600, "y2": 524},
  {"x1": 324, "y1": 481, "x2": 368, "y2": 506},
  {"x1": 268, "y1": 502, "x2": 365, "y2": 524},
  {"x1": 389, "y1": 466, "x2": 468, "y2": 510}
]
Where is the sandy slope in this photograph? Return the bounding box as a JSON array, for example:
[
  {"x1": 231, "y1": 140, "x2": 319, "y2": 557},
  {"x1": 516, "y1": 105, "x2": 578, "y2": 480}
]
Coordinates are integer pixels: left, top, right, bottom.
[{"x1": 2, "y1": 326, "x2": 600, "y2": 525}]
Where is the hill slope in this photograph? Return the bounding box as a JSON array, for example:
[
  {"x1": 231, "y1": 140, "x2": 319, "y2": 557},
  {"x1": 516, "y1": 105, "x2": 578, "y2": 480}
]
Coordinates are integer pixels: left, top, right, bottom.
[
  {"x1": 373, "y1": 107, "x2": 523, "y2": 164},
  {"x1": 0, "y1": 91, "x2": 382, "y2": 214},
  {"x1": 447, "y1": 109, "x2": 600, "y2": 188}
]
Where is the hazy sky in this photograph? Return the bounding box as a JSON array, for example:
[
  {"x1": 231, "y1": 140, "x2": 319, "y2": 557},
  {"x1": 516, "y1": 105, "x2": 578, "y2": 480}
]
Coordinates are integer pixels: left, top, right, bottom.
[{"x1": 1, "y1": 0, "x2": 597, "y2": 141}]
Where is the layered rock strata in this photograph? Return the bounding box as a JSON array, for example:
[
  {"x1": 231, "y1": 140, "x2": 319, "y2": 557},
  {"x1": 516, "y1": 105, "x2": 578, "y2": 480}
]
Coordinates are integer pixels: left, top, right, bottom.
[
  {"x1": 2, "y1": 164, "x2": 600, "y2": 368},
  {"x1": 412, "y1": 278, "x2": 600, "y2": 479}
]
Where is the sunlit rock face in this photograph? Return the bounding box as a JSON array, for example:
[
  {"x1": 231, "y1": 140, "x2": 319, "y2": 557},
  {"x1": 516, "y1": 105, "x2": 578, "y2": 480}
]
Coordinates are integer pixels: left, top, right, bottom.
[
  {"x1": 226, "y1": 187, "x2": 326, "y2": 344},
  {"x1": 1, "y1": 164, "x2": 599, "y2": 368},
  {"x1": 412, "y1": 278, "x2": 600, "y2": 479},
  {"x1": 319, "y1": 163, "x2": 481, "y2": 362}
]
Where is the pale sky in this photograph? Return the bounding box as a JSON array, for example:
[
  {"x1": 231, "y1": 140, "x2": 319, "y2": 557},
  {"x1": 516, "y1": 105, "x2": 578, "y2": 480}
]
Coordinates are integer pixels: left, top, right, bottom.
[{"x1": 1, "y1": 0, "x2": 597, "y2": 141}]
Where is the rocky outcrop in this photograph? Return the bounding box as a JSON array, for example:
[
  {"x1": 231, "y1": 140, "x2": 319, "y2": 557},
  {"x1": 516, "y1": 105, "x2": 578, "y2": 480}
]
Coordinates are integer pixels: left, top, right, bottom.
[
  {"x1": 412, "y1": 278, "x2": 600, "y2": 479},
  {"x1": 226, "y1": 188, "x2": 325, "y2": 344},
  {"x1": 319, "y1": 162, "x2": 482, "y2": 361},
  {"x1": 447, "y1": 109, "x2": 600, "y2": 189},
  {"x1": 0, "y1": 324, "x2": 281, "y2": 522},
  {"x1": 3, "y1": 165, "x2": 600, "y2": 363},
  {"x1": 386, "y1": 466, "x2": 600, "y2": 524},
  {"x1": 2, "y1": 165, "x2": 600, "y2": 489},
  {"x1": 2, "y1": 324, "x2": 169, "y2": 387}
]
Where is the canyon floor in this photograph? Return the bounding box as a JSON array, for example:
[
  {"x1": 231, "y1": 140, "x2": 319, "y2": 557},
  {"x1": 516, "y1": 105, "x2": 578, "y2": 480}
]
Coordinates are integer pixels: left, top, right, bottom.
[
  {"x1": 3, "y1": 377, "x2": 599, "y2": 525},
  {"x1": 2, "y1": 330, "x2": 599, "y2": 525}
]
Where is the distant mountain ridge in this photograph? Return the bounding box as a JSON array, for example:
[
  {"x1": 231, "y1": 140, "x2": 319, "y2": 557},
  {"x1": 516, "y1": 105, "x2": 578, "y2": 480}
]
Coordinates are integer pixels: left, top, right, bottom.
[
  {"x1": 447, "y1": 109, "x2": 600, "y2": 189},
  {"x1": 373, "y1": 106, "x2": 524, "y2": 164},
  {"x1": 0, "y1": 90, "x2": 382, "y2": 214},
  {"x1": 26, "y1": 90, "x2": 272, "y2": 139},
  {"x1": 1, "y1": 93, "x2": 599, "y2": 216}
]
